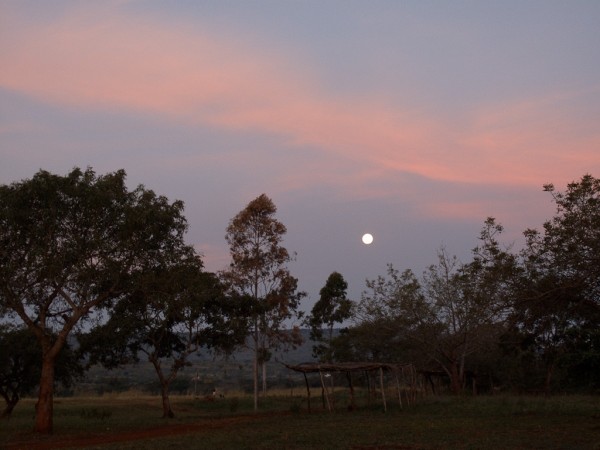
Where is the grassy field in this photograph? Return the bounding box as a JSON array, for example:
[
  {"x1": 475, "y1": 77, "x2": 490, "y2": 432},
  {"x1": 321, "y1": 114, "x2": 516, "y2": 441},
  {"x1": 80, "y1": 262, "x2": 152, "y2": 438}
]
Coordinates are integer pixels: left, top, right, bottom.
[{"x1": 1, "y1": 393, "x2": 599, "y2": 449}]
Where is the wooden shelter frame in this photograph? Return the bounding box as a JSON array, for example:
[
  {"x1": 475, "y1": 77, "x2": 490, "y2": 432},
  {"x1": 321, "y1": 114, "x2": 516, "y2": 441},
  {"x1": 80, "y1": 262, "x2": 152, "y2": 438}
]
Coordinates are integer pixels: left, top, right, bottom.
[{"x1": 284, "y1": 362, "x2": 417, "y2": 413}]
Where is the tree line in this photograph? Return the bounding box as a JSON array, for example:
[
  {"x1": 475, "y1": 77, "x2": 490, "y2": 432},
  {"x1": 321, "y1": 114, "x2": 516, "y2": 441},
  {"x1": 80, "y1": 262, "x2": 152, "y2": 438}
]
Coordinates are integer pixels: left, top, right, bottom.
[
  {"x1": 308, "y1": 176, "x2": 599, "y2": 396},
  {"x1": 0, "y1": 169, "x2": 303, "y2": 433},
  {"x1": 1, "y1": 168, "x2": 598, "y2": 434}
]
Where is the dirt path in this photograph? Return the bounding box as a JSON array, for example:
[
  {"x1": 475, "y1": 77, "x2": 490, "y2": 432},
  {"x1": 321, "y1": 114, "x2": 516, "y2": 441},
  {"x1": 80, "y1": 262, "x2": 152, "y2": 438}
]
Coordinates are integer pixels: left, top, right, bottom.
[{"x1": 5, "y1": 414, "x2": 273, "y2": 449}]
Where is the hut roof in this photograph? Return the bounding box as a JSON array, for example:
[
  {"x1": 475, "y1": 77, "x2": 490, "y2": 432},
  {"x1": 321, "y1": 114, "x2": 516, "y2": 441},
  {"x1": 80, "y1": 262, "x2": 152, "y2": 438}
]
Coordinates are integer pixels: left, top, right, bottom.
[{"x1": 284, "y1": 362, "x2": 412, "y2": 374}]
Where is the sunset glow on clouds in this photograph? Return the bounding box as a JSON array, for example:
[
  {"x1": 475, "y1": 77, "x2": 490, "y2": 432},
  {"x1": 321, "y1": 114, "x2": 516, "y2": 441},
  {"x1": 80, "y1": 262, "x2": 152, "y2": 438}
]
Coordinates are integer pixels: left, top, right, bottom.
[
  {"x1": 3, "y1": 1, "x2": 598, "y2": 190},
  {"x1": 2, "y1": 1, "x2": 599, "y2": 301}
]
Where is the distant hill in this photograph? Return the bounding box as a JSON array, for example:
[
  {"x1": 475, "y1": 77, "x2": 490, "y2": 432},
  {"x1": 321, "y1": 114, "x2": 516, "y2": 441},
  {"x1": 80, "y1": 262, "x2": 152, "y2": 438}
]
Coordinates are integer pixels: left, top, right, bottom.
[{"x1": 74, "y1": 329, "x2": 324, "y2": 396}]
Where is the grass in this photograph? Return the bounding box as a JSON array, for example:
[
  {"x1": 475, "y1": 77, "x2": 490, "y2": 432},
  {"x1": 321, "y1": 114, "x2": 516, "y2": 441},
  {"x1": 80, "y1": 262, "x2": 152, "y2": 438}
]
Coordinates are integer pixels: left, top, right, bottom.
[{"x1": 1, "y1": 394, "x2": 599, "y2": 449}]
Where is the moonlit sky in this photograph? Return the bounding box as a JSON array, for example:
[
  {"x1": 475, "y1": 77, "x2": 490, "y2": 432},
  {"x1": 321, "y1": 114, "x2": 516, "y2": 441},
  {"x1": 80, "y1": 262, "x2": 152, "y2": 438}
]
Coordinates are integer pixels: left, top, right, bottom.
[{"x1": 2, "y1": 1, "x2": 600, "y2": 309}]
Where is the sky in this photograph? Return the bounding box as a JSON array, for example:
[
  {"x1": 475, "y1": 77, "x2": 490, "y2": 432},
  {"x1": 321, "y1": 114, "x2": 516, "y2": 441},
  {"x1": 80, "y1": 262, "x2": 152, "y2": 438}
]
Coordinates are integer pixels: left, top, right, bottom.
[{"x1": 1, "y1": 0, "x2": 600, "y2": 311}]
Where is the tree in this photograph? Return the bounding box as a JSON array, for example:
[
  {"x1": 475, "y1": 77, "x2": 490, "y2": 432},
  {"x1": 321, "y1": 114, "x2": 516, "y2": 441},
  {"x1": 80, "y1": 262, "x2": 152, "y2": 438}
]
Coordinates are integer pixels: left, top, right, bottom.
[
  {"x1": 79, "y1": 254, "x2": 241, "y2": 418},
  {"x1": 0, "y1": 168, "x2": 189, "y2": 433},
  {"x1": 307, "y1": 272, "x2": 353, "y2": 361},
  {"x1": 509, "y1": 175, "x2": 600, "y2": 392},
  {"x1": 419, "y1": 229, "x2": 514, "y2": 394},
  {"x1": 0, "y1": 325, "x2": 82, "y2": 418},
  {"x1": 352, "y1": 265, "x2": 427, "y2": 363},
  {"x1": 353, "y1": 219, "x2": 514, "y2": 394},
  {"x1": 221, "y1": 194, "x2": 304, "y2": 410}
]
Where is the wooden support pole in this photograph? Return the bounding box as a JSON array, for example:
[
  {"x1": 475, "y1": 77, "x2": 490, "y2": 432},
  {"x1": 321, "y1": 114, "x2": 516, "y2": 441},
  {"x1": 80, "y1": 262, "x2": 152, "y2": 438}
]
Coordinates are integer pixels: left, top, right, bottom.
[
  {"x1": 303, "y1": 372, "x2": 311, "y2": 413},
  {"x1": 365, "y1": 371, "x2": 371, "y2": 405},
  {"x1": 402, "y1": 366, "x2": 410, "y2": 406},
  {"x1": 379, "y1": 367, "x2": 387, "y2": 413},
  {"x1": 394, "y1": 369, "x2": 402, "y2": 409},
  {"x1": 347, "y1": 372, "x2": 355, "y2": 410},
  {"x1": 319, "y1": 370, "x2": 331, "y2": 412}
]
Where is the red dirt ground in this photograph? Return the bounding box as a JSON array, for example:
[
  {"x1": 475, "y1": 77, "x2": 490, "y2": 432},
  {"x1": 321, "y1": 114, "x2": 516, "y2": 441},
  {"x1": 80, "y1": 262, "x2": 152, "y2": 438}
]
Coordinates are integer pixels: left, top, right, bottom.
[{"x1": 4, "y1": 414, "x2": 270, "y2": 449}]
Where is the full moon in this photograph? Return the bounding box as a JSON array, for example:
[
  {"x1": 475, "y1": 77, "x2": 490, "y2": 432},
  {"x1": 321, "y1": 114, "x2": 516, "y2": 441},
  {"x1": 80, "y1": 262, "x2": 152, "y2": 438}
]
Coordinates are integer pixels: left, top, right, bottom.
[{"x1": 361, "y1": 233, "x2": 374, "y2": 245}]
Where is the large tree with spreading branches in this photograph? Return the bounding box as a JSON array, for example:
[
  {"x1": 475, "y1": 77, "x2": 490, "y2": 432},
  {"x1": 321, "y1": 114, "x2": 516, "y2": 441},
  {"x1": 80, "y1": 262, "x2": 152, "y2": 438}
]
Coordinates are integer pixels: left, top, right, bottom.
[{"x1": 0, "y1": 167, "x2": 190, "y2": 433}]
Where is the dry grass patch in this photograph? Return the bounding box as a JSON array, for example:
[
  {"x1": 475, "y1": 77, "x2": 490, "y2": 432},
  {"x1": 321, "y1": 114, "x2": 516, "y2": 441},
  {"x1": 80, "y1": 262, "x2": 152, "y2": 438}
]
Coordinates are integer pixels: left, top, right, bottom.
[{"x1": 1, "y1": 395, "x2": 599, "y2": 449}]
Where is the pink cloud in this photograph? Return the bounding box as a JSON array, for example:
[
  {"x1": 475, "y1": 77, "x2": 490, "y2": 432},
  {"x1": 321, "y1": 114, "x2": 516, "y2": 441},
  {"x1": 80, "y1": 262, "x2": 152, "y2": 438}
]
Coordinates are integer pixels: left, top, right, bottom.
[
  {"x1": 460, "y1": 90, "x2": 600, "y2": 185},
  {"x1": 1, "y1": 3, "x2": 598, "y2": 199}
]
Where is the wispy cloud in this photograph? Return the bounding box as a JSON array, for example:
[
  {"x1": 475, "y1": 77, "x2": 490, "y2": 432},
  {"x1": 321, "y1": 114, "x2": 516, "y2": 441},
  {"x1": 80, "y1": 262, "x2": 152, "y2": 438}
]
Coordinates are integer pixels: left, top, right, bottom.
[
  {"x1": 461, "y1": 89, "x2": 600, "y2": 184},
  {"x1": 1, "y1": 2, "x2": 598, "y2": 200}
]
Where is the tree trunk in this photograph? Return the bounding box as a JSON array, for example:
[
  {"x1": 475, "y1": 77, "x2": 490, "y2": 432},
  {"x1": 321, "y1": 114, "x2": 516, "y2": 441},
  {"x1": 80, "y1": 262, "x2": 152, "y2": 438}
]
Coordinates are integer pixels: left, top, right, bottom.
[
  {"x1": 1, "y1": 392, "x2": 19, "y2": 419},
  {"x1": 160, "y1": 383, "x2": 174, "y2": 418},
  {"x1": 459, "y1": 352, "x2": 466, "y2": 392},
  {"x1": 544, "y1": 361, "x2": 555, "y2": 395},
  {"x1": 347, "y1": 372, "x2": 355, "y2": 410},
  {"x1": 303, "y1": 372, "x2": 311, "y2": 413},
  {"x1": 1, "y1": 402, "x2": 17, "y2": 419},
  {"x1": 149, "y1": 355, "x2": 175, "y2": 418},
  {"x1": 253, "y1": 343, "x2": 259, "y2": 411},
  {"x1": 449, "y1": 362, "x2": 462, "y2": 395},
  {"x1": 34, "y1": 356, "x2": 55, "y2": 433},
  {"x1": 261, "y1": 362, "x2": 267, "y2": 395}
]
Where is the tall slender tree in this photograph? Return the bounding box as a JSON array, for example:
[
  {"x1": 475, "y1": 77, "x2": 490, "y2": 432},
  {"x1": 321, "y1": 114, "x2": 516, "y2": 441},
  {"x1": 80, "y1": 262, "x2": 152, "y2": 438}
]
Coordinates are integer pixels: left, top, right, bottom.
[
  {"x1": 221, "y1": 194, "x2": 304, "y2": 410},
  {"x1": 0, "y1": 168, "x2": 189, "y2": 433},
  {"x1": 308, "y1": 272, "x2": 353, "y2": 361}
]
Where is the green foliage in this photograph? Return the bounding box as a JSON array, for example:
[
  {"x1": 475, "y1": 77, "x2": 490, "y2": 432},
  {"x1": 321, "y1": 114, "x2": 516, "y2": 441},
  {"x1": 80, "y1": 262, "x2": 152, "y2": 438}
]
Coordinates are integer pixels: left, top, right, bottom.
[
  {"x1": 78, "y1": 254, "x2": 245, "y2": 418},
  {"x1": 221, "y1": 194, "x2": 305, "y2": 409},
  {"x1": 341, "y1": 266, "x2": 423, "y2": 363},
  {"x1": 307, "y1": 271, "x2": 353, "y2": 361},
  {"x1": 222, "y1": 195, "x2": 305, "y2": 330},
  {"x1": 0, "y1": 167, "x2": 191, "y2": 432},
  {"x1": 0, "y1": 325, "x2": 83, "y2": 418},
  {"x1": 343, "y1": 175, "x2": 600, "y2": 394},
  {"x1": 508, "y1": 174, "x2": 600, "y2": 392}
]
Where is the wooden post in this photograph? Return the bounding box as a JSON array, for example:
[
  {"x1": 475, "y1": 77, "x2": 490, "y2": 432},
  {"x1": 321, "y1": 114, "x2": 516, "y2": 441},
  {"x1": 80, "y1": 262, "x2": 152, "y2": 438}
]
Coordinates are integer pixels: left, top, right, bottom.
[
  {"x1": 379, "y1": 367, "x2": 387, "y2": 413},
  {"x1": 394, "y1": 368, "x2": 403, "y2": 409},
  {"x1": 365, "y1": 371, "x2": 371, "y2": 405},
  {"x1": 303, "y1": 372, "x2": 311, "y2": 413},
  {"x1": 403, "y1": 366, "x2": 411, "y2": 406},
  {"x1": 346, "y1": 372, "x2": 355, "y2": 410},
  {"x1": 319, "y1": 370, "x2": 331, "y2": 412},
  {"x1": 401, "y1": 366, "x2": 409, "y2": 406},
  {"x1": 330, "y1": 373, "x2": 335, "y2": 409}
]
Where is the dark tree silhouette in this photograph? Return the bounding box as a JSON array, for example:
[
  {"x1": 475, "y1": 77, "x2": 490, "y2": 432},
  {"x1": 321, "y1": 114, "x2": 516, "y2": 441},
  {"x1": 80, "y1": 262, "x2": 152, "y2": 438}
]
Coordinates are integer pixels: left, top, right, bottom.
[
  {"x1": 0, "y1": 168, "x2": 189, "y2": 433},
  {"x1": 307, "y1": 271, "x2": 353, "y2": 361},
  {"x1": 221, "y1": 194, "x2": 304, "y2": 410}
]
